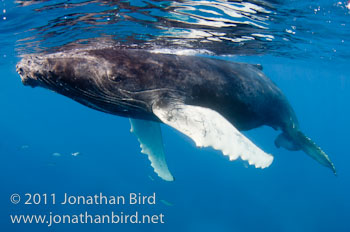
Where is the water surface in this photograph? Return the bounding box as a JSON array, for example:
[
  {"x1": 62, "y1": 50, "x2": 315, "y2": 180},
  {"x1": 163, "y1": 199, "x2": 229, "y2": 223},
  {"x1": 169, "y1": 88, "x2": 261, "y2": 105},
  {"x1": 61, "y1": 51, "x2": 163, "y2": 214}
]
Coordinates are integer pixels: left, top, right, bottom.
[{"x1": 1, "y1": 0, "x2": 350, "y2": 231}]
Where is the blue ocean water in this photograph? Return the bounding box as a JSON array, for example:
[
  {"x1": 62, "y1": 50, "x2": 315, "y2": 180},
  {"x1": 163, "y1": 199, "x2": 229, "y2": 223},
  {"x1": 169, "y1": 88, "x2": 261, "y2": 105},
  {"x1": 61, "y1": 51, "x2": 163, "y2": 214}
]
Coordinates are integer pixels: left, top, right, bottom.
[{"x1": 1, "y1": 0, "x2": 350, "y2": 231}]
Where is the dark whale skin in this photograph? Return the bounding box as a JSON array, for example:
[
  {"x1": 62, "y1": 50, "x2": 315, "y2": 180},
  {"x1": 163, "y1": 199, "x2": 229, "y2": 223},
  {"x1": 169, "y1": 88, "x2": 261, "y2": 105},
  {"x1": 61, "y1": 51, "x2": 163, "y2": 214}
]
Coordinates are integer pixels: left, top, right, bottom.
[
  {"x1": 16, "y1": 47, "x2": 335, "y2": 173},
  {"x1": 17, "y1": 48, "x2": 297, "y2": 132}
]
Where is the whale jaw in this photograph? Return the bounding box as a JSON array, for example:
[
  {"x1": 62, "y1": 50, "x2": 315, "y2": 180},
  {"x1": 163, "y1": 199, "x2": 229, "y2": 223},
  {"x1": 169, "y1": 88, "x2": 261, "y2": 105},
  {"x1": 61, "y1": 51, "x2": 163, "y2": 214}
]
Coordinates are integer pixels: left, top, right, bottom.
[{"x1": 16, "y1": 55, "x2": 47, "y2": 88}]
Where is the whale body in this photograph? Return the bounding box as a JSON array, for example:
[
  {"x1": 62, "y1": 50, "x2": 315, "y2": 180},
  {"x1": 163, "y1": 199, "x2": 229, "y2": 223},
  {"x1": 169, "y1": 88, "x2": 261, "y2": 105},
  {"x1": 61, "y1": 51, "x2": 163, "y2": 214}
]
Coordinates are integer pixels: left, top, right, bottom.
[{"x1": 16, "y1": 47, "x2": 336, "y2": 180}]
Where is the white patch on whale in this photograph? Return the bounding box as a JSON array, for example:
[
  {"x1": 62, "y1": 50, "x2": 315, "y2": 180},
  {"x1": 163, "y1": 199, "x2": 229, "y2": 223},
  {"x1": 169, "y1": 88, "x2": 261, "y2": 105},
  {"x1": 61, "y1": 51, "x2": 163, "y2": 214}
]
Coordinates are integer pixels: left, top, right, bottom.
[
  {"x1": 153, "y1": 102, "x2": 273, "y2": 169},
  {"x1": 130, "y1": 118, "x2": 174, "y2": 181}
]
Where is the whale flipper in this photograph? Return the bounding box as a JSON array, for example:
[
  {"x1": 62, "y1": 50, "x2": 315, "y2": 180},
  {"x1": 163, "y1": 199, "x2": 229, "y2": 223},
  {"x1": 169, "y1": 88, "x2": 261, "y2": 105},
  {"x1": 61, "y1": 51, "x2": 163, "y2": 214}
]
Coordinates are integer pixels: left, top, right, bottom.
[
  {"x1": 130, "y1": 118, "x2": 174, "y2": 181},
  {"x1": 153, "y1": 102, "x2": 274, "y2": 169}
]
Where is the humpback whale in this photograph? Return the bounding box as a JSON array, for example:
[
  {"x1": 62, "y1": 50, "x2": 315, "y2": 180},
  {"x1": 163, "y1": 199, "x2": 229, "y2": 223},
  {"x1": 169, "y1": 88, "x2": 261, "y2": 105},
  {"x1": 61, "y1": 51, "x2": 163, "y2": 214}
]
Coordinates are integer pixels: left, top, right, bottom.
[{"x1": 16, "y1": 47, "x2": 336, "y2": 180}]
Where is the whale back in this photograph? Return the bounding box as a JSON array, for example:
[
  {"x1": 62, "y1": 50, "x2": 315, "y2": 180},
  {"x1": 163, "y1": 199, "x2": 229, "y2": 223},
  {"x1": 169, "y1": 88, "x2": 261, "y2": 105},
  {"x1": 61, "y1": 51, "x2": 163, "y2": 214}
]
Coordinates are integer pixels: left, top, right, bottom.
[
  {"x1": 86, "y1": 48, "x2": 299, "y2": 131},
  {"x1": 17, "y1": 48, "x2": 298, "y2": 131}
]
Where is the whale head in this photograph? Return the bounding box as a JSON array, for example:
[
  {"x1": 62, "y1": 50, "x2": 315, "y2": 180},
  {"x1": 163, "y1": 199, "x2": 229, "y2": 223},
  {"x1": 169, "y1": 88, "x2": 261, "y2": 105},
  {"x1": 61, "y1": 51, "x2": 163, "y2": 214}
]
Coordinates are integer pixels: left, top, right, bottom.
[
  {"x1": 16, "y1": 51, "x2": 119, "y2": 107},
  {"x1": 15, "y1": 50, "x2": 152, "y2": 118},
  {"x1": 16, "y1": 52, "x2": 113, "y2": 90},
  {"x1": 16, "y1": 55, "x2": 50, "y2": 88}
]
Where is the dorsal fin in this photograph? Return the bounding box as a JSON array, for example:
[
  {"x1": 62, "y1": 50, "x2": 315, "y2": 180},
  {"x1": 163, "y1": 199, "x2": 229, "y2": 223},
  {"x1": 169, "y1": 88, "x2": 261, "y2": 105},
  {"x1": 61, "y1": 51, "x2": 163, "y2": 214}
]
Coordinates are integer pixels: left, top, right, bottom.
[{"x1": 253, "y1": 64, "x2": 263, "y2": 70}]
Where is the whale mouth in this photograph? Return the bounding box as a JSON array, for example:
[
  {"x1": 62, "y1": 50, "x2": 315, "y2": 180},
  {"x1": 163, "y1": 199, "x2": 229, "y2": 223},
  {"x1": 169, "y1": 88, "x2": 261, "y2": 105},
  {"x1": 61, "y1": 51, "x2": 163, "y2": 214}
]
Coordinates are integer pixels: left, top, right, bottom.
[
  {"x1": 16, "y1": 64, "x2": 32, "y2": 86},
  {"x1": 16, "y1": 55, "x2": 45, "y2": 88}
]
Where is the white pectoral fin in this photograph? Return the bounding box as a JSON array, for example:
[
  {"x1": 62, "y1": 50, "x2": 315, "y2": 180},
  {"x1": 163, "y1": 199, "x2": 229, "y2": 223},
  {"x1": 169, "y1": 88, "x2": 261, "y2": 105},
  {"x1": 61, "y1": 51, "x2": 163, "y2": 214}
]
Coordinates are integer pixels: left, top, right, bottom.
[
  {"x1": 153, "y1": 103, "x2": 273, "y2": 169},
  {"x1": 130, "y1": 118, "x2": 174, "y2": 181}
]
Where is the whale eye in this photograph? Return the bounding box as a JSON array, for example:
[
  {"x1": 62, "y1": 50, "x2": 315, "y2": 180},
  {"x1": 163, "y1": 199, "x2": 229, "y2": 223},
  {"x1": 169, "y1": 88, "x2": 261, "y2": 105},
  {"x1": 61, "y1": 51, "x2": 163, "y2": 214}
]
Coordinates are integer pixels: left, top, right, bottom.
[{"x1": 110, "y1": 74, "x2": 126, "y2": 82}]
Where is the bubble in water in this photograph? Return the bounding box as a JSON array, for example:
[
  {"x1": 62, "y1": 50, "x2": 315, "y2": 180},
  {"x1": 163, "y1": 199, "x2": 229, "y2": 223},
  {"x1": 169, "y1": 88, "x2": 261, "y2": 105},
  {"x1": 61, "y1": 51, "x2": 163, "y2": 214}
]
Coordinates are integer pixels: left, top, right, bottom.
[{"x1": 71, "y1": 152, "x2": 80, "y2": 157}]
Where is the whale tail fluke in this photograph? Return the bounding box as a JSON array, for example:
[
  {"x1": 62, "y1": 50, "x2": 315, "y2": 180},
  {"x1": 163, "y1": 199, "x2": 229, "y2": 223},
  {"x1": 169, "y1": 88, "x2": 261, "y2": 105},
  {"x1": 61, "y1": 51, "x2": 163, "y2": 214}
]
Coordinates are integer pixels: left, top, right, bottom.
[{"x1": 275, "y1": 130, "x2": 336, "y2": 175}]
